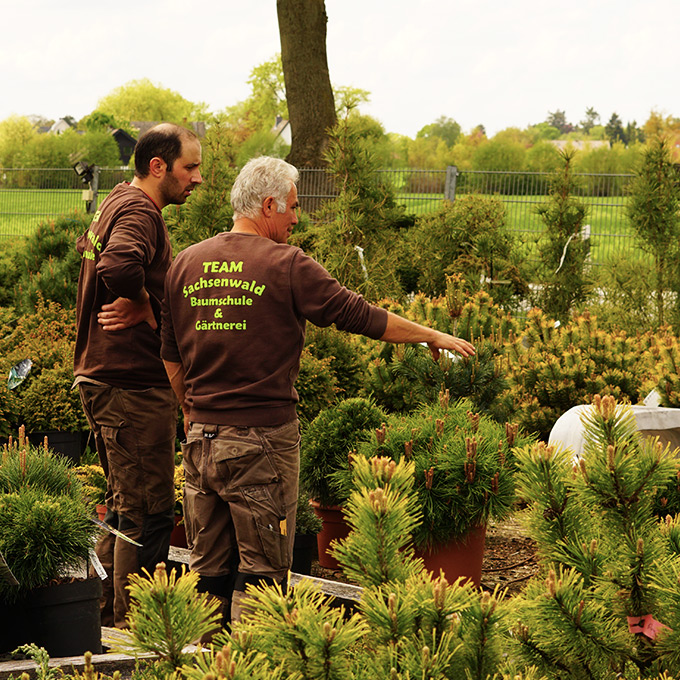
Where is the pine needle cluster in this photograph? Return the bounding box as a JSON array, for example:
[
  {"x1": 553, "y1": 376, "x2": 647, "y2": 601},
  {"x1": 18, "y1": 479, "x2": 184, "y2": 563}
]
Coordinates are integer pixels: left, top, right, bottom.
[
  {"x1": 332, "y1": 392, "x2": 532, "y2": 549},
  {"x1": 502, "y1": 308, "x2": 656, "y2": 439},
  {"x1": 511, "y1": 395, "x2": 680, "y2": 677},
  {"x1": 104, "y1": 564, "x2": 221, "y2": 672}
]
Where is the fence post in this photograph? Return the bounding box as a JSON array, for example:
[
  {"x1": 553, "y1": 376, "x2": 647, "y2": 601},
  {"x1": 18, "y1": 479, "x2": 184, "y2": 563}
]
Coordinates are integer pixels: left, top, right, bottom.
[
  {"x1": 444, "y1": 165, "x2": 458, "y2": 202},
  {"x1": 87, "y1": 166, "x2": 100, "y2": 214}
]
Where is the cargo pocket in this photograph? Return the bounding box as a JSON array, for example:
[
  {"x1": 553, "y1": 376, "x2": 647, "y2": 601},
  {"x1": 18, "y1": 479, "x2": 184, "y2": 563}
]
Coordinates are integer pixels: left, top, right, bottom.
[
  {"x1": 212, "y1": 437, "x2": 278, "y2": 487},
  {"x1": 101, "y1": 425, "x2": 136, "y2": 513},
  {"x1": 242, "y1": 484, "x2": 289, "y2": 572}
]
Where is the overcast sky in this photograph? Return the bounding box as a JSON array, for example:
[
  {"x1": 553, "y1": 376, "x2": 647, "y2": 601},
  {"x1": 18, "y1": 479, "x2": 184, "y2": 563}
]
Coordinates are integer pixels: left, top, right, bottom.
[{"x1": 2, "y1": 0, "x2": 678, "y2": 138}]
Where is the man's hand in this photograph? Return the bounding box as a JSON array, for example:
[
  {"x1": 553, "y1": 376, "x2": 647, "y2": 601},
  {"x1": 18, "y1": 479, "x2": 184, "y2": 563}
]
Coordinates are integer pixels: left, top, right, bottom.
[
  {"x1": 426, "y1": 332, "x2": 476, "y2": 361},
  {"x1": 98, "y1": 295, "x2": 157, "y2": 332}
]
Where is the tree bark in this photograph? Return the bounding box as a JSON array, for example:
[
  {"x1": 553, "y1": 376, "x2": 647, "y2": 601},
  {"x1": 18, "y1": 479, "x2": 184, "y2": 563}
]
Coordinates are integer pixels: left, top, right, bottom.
[{"x1": 277, "y1": 0, "x2": 337, "y2": 172}]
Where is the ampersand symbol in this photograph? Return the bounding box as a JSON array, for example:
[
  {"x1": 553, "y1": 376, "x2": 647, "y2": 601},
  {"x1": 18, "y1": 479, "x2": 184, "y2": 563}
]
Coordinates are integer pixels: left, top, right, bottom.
[{"x1": 214, "y1": 308, "x2": 223, "y2": 319}]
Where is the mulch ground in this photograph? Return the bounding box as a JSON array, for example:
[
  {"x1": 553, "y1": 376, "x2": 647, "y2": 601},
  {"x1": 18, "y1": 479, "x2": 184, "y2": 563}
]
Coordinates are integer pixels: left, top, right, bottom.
[{"x1": 312, "y1": 516, "x2": 540, "y2": 598}]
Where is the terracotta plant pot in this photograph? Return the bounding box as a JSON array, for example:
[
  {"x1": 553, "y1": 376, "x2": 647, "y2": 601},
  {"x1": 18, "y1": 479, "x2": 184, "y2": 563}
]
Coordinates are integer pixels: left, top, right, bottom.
[
  {"x1": 310, "y1": 500, "x2": 350, "y2": 570},
  {"x1": 414, "y1": 524, "x2": 487, "y2": 587}
]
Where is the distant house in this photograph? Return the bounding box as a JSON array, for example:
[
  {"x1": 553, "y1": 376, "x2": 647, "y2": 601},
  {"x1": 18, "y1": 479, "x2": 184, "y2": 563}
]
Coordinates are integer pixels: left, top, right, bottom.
[
  {"x1": 548, "y1": 140, "x2": 609, "y2": 152},
  {"x1": 271, "y1": 116, "x2": 291, "y2": 148},
  {"x1": 47, "y1": 118, "x2": 75, "y2": 135},
  {"x1": 110, "y1": 129, "x2": 137, "y2": 165}
]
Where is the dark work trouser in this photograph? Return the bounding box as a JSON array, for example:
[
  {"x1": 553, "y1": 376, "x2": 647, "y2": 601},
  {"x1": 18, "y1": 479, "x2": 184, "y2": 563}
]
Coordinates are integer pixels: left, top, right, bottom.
[{"x1": 79, "y1": 383, "x2": 177, "y2": 628}]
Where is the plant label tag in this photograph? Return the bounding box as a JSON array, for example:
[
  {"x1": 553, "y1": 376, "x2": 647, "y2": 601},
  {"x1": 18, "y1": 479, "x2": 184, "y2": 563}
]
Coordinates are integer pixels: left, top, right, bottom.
[
  {"x1": 89, "y1": 547, "x2": 108, "y2": 580},
  {"x1": 627, "y1": 614, "x2": 671, "y2": 639},
  {"x1": 91, "y1": 517, "x2": 143, "y2": 547},
  {"x1": 0, "y1": 550, "x2": 19, "y2": 586},
  {"x1": 642, "y1": 614, "x2": 670, "y2": 640}
]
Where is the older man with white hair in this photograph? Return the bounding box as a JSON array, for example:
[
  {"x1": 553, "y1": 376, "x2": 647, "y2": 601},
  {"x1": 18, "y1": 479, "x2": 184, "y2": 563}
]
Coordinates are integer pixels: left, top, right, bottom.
[{"x1": 160, "y1": 156, "x2": 475, "y2": 627}]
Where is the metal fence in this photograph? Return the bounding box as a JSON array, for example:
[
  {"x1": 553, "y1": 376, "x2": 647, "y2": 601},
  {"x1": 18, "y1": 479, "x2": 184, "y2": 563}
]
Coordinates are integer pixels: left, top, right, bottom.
[
  {"x1": 0, "y1": 166, "x2": 636, "y2": 265},
  {"x1": 298, "y1": 166, "x2": 636, "y2": 265},
  {"x1": 0, "y1": 167, "x2": 133, "y2": 237}
]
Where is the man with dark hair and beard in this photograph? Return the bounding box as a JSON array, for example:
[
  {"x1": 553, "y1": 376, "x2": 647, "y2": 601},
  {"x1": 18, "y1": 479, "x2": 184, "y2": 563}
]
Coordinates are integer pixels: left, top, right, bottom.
[{"x1": 74, "y1": 123, "x2": 202, "y2": 628}]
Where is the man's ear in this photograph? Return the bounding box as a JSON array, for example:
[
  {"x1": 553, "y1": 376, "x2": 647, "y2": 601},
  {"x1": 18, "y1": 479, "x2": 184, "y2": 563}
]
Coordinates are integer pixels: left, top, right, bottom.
[
  {"x1": 262, "y1": 196, "x2": 275, "y2": 217},
  {"x1": 149, "y1": 156, "x2": 167, "y2": 179}
]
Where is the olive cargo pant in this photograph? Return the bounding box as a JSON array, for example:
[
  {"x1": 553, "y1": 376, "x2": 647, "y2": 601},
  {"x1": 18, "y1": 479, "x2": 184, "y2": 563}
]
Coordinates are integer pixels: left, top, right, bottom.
[
  {"x1": 182, "y1": 419, "x2": 300, "y2": 624},
  {"x1": 79, "y1": 383, "x2": 177, "y2": 628}
]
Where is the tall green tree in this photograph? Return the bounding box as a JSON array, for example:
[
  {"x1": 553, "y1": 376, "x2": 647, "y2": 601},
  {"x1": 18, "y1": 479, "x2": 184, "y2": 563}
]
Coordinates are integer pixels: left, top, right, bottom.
[
  {"x1": 579, "y1": 107, "x2": 600, "y2": 134},
  {"x1": 224, "y1": 55, "x2": 288, "y2": 136},
  {"x1": 96, "y1": 78, "x2": 208, "y2": 123},
  {"x1": 605, "y1": 112, "x2": 626, "y2": 145},
  {"x1": 0, "y1": 115, "x2": 37, "y2": 166},
  {"x1": 546, "y1": 110, "x2": 574, "y2": 134},
  {"x1": 535, "y1": 149, "x2": 591, "y2": 322},
  {"x1": 627, "y1": 135, "x2": 680, "y2": 327},
  {"x1": 416, "y1": 116, "x2": 461, "y2": 147}
]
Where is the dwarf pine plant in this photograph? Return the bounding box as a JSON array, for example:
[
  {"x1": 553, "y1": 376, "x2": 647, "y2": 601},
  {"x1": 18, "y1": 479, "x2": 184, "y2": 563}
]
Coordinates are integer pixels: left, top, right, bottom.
[
  {"x1": 502, "y1": 308, "x2": 656, "y2": 439},
  {"x1": 509, "y1": 395, "x2": 680, "y2": 677},
  {"x1": 211, "y1": 454, "x2": 510, "y2": 680},
  {"x1": 104, "y1": 564, "x2": 221, "y2": 673}
]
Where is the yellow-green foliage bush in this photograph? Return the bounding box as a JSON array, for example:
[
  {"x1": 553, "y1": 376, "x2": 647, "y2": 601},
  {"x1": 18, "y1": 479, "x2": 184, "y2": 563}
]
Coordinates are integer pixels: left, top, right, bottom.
[{"x1": 501, "y1": 309, "x2": 657, "y2": 440}]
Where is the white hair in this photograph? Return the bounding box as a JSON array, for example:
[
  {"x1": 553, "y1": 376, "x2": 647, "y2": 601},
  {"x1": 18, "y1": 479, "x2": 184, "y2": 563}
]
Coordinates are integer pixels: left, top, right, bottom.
[{"x1": 231, "y1": 156, "x2": 299, "y2": 220}]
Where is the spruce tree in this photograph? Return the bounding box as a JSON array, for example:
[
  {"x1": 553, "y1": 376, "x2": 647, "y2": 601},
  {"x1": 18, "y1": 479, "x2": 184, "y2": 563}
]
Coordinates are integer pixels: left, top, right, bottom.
[{"x1": 627, "y1": 135, "x2": 680, "y2": 329}]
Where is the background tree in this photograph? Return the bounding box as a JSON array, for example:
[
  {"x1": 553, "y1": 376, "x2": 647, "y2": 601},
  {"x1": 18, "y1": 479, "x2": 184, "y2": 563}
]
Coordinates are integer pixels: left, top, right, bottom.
[
  {"x1": 96, "y1": 78, "x2": 208, "y2": 123},
  {"x1": 277, "y1": 0, "x2": 337, "y2": 168},
  {"x1": 528, "y1": 122, "x2": 561, "y2": 142},
  {"x1": 416, "y1": 115, "x2": 461, "y2": 147},
  {"x1": 546, "y1": 109, "x2": 575, "y2": 135},
  {"x1": 605, "y1": 112, "x2": 626, "y2": 145},
  {"x1": 224, "y1": 54, "x2": 288, "y2": 137},
  {"x1": 579, "y1": 107, "x2": 600, "y2": 134},
  {"x1": 627, "y1": 135, "x2": 680, "y2": 328},
  {"x1": 535, "y1": 148, "x2": 591, "y2": 322},
  {"x1": 0, "y1": 115, "x2": 37, "y2": 166}
]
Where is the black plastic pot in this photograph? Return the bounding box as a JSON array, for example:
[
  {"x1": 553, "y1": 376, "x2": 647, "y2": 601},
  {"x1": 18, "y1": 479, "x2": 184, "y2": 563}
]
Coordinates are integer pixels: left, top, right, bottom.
[
  {"x1": 0, "y1": 577, "x2": 103, "y2": 657},
  {"x1": 291, "y1": 533, "x2": 318, "y2": 575},
  {"x1": 26, "y1": 430, "x2": 89, "y2": 465}
]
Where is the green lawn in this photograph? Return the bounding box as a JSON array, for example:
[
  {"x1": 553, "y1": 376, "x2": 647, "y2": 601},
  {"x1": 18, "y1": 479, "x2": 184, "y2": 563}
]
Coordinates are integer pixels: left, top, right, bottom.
[
  {"x1": 0, "y1": 189, "x2": 113, "y2": 238},
  {"x1": 1, "y1": 188, "x2": 640, "y2": 268}
]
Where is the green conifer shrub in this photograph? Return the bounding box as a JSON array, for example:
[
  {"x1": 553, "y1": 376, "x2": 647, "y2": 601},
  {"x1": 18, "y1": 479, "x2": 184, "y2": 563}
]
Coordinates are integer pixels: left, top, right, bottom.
[
  {"x1": 334, "y1": 391, "x2": 533, "y2": 549},
  {"x1": 0, "y1": 433, "x2": 97, "y2": 601},
  {"x1": 13, "y1": 214, "x2": 90, "y2": 313},
  {"x1": 627, "y1": 135, "x2": 680, "y2": 330},
  {"x1": 301, "y1": 103, "x2": 410, "y2": 301},
  {"x1": 534, "y1": 149, "x2": 591, "y2": 323},
  {"x1": 405, "y1": 195, "x2": 529, "y2": 309},
  {"x1": 366, "y1": 282, "x2": 515, "y2": 416},
  {"x1": 299, "y1": 397, "x2": 386, "y2": 508},
  {"x1": 502, "y1": 308, "x2": 656, "y2": 440},
  {"x1": 0, "y1": 297, "x2": 87, "y2": 433},
  {"x1": 510, "y1": 395, "x2": 680, "y2": 676}
]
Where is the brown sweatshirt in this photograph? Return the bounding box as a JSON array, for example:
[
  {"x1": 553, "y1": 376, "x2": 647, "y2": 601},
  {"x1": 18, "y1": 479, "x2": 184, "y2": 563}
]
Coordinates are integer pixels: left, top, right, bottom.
[
  {"x1": 74, "y1": 183, "x2": 172, "y2": 388},
  {"x1": 161, "y1": 232, "x2": 388, "y2": 426}
]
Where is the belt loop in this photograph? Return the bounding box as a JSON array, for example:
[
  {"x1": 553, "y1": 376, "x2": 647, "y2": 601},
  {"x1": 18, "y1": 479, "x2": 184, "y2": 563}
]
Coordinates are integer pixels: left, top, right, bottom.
[{"x1": 202, "y1": 424, "x2": 218, "y2": 439}]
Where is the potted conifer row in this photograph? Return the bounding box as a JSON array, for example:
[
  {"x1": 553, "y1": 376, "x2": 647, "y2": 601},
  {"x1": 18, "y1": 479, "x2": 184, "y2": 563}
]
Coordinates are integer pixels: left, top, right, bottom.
[
  {"x1": 0, "y1": 428, "x2": 102, "y2": 656},
  {"x1": 331, "y1": 389, "x2": 534, "y2": 585}
]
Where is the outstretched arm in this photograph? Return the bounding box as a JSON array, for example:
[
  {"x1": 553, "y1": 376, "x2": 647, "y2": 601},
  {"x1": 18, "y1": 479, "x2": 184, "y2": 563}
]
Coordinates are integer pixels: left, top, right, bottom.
[{"x1": 379, "y1": 311, "x2": 475, "y2": 360}]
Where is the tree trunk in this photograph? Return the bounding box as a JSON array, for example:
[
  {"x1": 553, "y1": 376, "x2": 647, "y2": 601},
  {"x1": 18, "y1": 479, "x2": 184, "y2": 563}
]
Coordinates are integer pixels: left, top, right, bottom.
[{"x1": 277, "y1": 0, "x2": 337, "y2": 211}]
